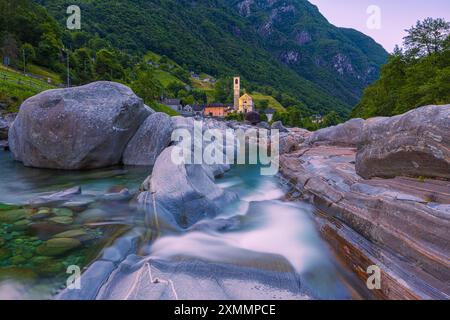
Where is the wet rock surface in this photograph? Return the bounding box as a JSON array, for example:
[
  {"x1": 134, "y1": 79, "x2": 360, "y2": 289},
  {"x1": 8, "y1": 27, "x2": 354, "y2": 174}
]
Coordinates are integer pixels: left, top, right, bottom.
[{"x1": 280, "y1": 111, "x2": 450, "y2": 299}]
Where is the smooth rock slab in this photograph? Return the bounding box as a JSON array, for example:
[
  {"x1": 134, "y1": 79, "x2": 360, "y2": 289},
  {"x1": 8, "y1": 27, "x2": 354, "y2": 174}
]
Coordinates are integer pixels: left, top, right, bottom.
[{"x1": 356, "y1": 105, "x2": 450, "y2": 179}]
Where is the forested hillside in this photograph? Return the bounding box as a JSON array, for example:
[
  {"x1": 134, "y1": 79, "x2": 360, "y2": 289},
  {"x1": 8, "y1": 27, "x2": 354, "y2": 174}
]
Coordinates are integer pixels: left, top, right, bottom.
[
  {"x1": 32, "y1": 0, "x2": 388, "y2": 117},
  {"x1": 352, "y1": 18, "x2": 450, "y2": 118}
]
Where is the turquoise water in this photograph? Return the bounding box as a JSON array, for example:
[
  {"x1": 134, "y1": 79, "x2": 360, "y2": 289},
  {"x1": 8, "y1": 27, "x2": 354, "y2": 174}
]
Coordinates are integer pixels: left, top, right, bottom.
[
  {"x1": 0, "y1": 150, "x2": 150, "y2": 299},
  {"x1": 0, "y1": 151, "x2": 364, "y2": 299}
]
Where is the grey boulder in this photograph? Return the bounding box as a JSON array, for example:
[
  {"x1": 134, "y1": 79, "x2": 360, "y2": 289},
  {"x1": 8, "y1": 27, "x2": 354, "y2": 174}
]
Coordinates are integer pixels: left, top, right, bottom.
[
  {"x1": 9, "y1": 81, "x2": 150, "y2": 169},
  {"x1": 138, "y1": 146, "x2": 237, "y2": 229},
  {"x1": 123, "y1": 112, "x2": 173, "y2": 166},
  {"x1": 304, "y1": 118, "x2": 365, "y2": 147},
  {"x1": 356, "y1": 105, "x2": 450, "y2": 179}
]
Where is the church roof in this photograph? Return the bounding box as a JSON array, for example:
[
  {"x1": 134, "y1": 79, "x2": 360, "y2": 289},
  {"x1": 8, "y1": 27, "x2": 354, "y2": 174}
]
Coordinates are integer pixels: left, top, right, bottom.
[{"x1": 239, "y1": 93, "x2": 252, "y2": 101}]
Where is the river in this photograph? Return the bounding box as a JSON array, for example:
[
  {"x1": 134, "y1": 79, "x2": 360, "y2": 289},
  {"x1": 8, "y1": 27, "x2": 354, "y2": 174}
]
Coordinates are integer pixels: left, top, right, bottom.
[{"x1": 0, "y1": 150, "x2": 368, "y2": 299}]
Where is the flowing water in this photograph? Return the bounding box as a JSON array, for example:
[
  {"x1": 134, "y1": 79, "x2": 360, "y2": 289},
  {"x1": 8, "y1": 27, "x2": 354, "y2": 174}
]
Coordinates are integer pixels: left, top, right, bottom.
[{"x1": 0, "y1": 150, "x2": 365, "y2": 300}]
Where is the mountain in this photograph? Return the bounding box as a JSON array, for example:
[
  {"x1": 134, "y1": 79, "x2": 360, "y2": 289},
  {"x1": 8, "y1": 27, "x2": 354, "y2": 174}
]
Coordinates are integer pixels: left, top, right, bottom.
[{"x1": 33, "y1": 0, "x2": 388, "y2": 117}]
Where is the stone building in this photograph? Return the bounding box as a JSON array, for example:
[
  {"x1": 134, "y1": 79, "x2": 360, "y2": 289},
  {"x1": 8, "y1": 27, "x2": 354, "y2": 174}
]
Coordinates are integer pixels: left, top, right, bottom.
[{"x1": 238, "y1": 93, "x2": 254, "y2": 113}]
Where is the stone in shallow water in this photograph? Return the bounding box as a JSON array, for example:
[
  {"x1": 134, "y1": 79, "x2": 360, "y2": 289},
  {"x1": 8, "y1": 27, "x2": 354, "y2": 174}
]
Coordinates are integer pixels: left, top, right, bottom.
[
  {"x1": 36, "y1": 238, "x2": 81, "y2": 256},
  {"x1": 53, "y1": 208, "x2": 74, "y2": 217},
  {"x1": 29, "y1": 223, "x2": 68, "y2": 240},
  {"x1": 28, "y1": 186, "x2": 82, "y2": 207},
  {"x1": 30, "y1": 212, "x2": 51, "y2": 221},
  {"x1": 62, "y1": 199, "x2": 95, "y2": 212},
  {"x1": 49, "y1": 216, "x2": 74, "y2": 225},
  {"x1": 53, "y1": 229, "x2": 87, "y2": 239},
  {"x1": 11, "y1": 219, "x2": 31, "y2": 231},
  {"x1": 0, "y1": 209, "x2": 30, "y2": 223},
  {"x1": 37, "y1": 208, "x2": 52, "y2": 215}
]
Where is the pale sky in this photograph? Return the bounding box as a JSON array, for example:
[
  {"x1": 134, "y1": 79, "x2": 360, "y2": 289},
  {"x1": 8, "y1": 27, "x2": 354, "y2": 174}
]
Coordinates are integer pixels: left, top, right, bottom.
[{"x1": 308, "y1": 0, "x2": 450, "y2": 52}]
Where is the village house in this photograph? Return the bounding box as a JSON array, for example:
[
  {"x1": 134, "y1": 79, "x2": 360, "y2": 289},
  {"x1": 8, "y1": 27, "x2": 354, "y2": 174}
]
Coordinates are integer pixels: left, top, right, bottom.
[
  {"x1": 204, "y1": 103, "x2": 229, "y2": 117},
  {"x1": 179, "y1": 104, "x2": 194, "y2": 116},
  {"x1": 161, "y1": 98, "x2": 182, "y2": 112},
  {"x1": 193, "y1": 105, "x2": 205, "y2": 117}
]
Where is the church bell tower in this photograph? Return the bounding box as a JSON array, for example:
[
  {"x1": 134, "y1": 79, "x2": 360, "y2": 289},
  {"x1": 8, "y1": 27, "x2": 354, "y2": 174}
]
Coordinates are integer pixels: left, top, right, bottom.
[{"x1": 233, "y1": 76, "x2": 240, "y2": 110}]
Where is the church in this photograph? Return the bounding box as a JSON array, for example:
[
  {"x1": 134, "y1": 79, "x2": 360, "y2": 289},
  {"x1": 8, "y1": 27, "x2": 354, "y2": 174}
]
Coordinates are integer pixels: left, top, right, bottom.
[{"x1": 233, "y1": 76, "x2": 254, "y2": 114}]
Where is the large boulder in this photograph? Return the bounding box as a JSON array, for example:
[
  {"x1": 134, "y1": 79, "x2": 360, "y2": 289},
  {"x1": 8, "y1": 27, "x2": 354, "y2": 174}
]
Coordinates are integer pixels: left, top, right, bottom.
[
  {"x1": 138, "y1": 146, "x2": 237, "y2": 228},
  {"x1": 8, "y1": 82, "x2": 150, "y2": 169},
  {"x1": 356, "y1": 105, "x2": 450, "y2": 179},
  {"x1": 123, "y1": 112, "x2": 173, "y2": 166},
  {"x1": 304, "y1": 118, "x2": 365, "y2": 147}
]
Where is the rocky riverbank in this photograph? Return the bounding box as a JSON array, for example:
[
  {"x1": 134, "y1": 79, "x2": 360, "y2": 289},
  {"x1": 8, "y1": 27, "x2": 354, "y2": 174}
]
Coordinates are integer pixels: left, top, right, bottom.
[{"x1": 279, "y1": 105, "x2": 450, "y2": 299}]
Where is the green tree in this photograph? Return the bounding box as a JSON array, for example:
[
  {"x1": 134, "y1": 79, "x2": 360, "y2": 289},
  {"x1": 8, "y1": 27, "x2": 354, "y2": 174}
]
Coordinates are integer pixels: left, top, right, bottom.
[
  {"x1": 131, "y1": 70, "x2": 163, "y2": 102},
  {"x1": 72, "y1": 48, "x2": 94, "y2": 84},
  {"x1": 214, "y1": 78, "x2": 232, "y2": 103},
  {"x1": 37, "y1": 32, "x2": 62, "y2": 68},
  {"x1": 404, "y1": 17, "x2": 450, "y2": 58},
  {"x1": 95, "y1": 49, "x2": 125, "y2": 80},
  {"x1": 258, "y1": 99, "x2": 269, "y2": 111},
  {"x1": 166, "y1": 81, "x2": 185, "y2": 97},
  {"x1": 321, "y1": 111, "x2": 341, "y2": 127},
  {"x1": 21, "y1": 43, "x2": 35, "y2": 67},
  {"x1": 352, "y1": 19, "x2": 450, "y2": 119}
]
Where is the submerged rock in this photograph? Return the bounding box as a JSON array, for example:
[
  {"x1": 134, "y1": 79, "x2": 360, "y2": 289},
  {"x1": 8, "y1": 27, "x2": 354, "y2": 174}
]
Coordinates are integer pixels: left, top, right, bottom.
[
  {"x1": 98, "y1": 189, "x2": 133, "y2": 202},
  {"x1": 28, "y1": 186, "x2": 82, "y2": 208},
  {"x1": 0, "y1": 209, "x2": 30, "y2": 223},
  {"x1": 53, "y1": 208, "x2": 74, "y2": 217},
  {"x1": 52, "y1": 229, "x2": 87, "y2": 239},
  {"x1": 9, "y1": 81, "x2": 151, "y2": 170},
  {"x1": 36, "y1": 238, "x2": 81, "y2": 256},
  {"x1": 49, "y1": 216, "x2": 74, "y2": 225}
]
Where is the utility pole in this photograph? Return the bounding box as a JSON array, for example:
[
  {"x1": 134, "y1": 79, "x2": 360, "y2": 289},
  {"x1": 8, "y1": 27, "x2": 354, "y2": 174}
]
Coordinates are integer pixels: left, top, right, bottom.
[
  {"x1": 63, "y1": 47, "x2": 70, "y2": 88},
  {"x1": 23, "y1": 49, "x2": 26, "y2": 74},
  {"x1": 67, "y1": 50, "x2": 70, "y2": 88}
]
